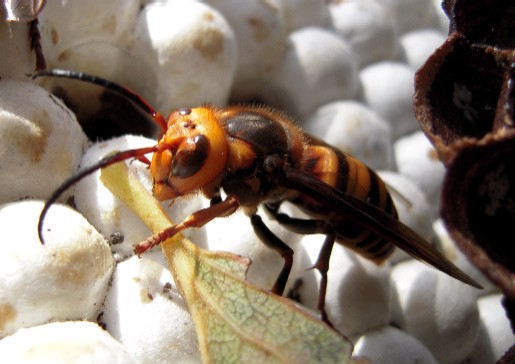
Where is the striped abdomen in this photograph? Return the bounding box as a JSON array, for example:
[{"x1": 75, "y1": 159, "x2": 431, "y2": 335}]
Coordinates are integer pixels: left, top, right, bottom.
[{"x1": 295, "y1": 141, "x2": 397, "y2": 263}]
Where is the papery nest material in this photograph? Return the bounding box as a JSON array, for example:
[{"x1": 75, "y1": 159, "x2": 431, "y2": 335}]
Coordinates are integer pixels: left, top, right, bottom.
[{"x1": 413, "y1": 0, "x2": 515, "y2": 335}]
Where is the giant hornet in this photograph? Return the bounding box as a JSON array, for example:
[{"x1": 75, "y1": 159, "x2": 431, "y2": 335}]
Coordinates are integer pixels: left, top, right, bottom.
[{"x1": 34, "y1": 69, "x2": 481, "y2": 325}]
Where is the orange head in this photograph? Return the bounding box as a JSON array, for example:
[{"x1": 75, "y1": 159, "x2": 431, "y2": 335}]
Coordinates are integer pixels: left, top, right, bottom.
[{"x1": 150, "y1": 107, "x2": 229, "y2": 200}]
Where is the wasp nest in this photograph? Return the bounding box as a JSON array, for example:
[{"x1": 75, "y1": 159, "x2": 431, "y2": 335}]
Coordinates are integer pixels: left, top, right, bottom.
[{"x1": 414, "y1": 0, "x2": 515, "y2": 331}]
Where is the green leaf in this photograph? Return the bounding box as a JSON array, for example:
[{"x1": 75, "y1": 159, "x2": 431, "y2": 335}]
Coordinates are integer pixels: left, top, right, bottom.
[{"x1": 100, "y1": 161, "x2": 353, "y2": 364}]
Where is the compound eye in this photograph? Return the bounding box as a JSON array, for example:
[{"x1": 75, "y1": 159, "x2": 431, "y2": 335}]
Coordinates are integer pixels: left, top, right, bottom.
[{"x1": 171, "y1": 134, "x2": 209, "y2": 178}]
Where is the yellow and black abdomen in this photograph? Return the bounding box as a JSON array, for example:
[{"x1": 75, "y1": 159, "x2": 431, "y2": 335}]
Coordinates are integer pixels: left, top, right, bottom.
[{"x1": 298, "y1": 142, "x2": 397, "y2": 263}]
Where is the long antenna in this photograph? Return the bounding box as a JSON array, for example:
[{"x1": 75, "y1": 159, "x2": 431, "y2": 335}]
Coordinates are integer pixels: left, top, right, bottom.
[
  {"x1": 38, "y1": 146, "x2": 158, "y2": 244},
  {"x1": 31, "y1": 69, "x2": 168, "y2": 134},
  {"x1": 32, "y1": 68, "x2": 170, "y2": 244}
]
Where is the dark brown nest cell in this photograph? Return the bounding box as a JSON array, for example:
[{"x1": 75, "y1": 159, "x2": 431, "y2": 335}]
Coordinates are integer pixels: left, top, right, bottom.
[{"x1": 414, "y1": 0, "x2": 515, "y2": 335}]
